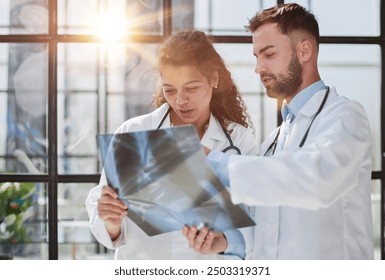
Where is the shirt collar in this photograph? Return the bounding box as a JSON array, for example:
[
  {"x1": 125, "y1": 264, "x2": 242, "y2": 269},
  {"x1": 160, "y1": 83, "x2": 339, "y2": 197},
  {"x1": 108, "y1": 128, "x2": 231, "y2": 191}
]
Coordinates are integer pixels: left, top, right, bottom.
[{"x1": 281, "y1": 80, "x2": 326, "y2": 120}]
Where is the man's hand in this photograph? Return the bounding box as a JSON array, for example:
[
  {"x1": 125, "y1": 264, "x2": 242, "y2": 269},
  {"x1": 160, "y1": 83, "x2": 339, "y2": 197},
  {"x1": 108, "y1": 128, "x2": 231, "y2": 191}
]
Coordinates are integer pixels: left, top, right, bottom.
[
  {"x1": 182, "y1": 225, "x2": 228, "y2": 254},
  {"x1": 97, "y1": 185, "x2": 128, "y2": 240}
]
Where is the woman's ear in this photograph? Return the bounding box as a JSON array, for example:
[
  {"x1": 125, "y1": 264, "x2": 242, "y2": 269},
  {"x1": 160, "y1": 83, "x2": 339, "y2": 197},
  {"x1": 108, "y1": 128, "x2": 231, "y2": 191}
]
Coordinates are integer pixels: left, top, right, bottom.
[{"x1": 211, "y1": 71, "x2": 219, "y2": 88}]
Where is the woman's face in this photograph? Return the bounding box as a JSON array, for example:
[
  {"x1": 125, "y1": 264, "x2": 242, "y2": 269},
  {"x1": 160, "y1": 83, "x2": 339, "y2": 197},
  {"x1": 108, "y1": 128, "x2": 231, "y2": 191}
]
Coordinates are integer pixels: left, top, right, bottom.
[{"x1": 160, "y1": 65, "x2": 214, "y2": 129}]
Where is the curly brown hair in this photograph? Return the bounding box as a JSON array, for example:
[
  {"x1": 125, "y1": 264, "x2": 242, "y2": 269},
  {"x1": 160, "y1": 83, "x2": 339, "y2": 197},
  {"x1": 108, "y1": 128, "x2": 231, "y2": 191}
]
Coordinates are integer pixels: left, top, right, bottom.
[{"x1": 152, "y1": 30, "x2": 252, "y2": 130}]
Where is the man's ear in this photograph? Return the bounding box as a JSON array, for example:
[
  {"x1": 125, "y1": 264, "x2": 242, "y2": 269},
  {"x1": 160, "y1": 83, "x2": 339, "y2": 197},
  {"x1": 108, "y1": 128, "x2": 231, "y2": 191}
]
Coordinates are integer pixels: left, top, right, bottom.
[{"x1": 297, "y1": 40, "x2": 313, "y2": 62}]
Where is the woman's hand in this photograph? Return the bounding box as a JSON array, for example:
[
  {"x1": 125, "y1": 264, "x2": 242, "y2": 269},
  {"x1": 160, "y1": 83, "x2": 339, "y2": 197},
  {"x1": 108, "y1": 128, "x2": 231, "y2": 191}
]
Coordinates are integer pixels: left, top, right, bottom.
[
  {"x1": 202, "y1": 146, "x2": 212, "y2": 155},
  {"x1": 97, "y1": 185, "x2": 128, "y2": 241}
]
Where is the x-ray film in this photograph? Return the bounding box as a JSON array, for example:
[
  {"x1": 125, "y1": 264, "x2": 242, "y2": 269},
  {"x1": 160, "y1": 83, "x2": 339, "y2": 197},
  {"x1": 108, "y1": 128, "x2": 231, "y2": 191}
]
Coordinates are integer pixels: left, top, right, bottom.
[{"x1": 96, "y1": 125, "x2": 255, "y2": 236}]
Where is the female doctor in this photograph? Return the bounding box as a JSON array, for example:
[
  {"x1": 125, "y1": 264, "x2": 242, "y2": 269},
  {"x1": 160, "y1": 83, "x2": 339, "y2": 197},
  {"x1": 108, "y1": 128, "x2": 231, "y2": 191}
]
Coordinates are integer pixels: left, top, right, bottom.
[{"x1": 85, "y1": 30, "x2": 258, "y2": 260}]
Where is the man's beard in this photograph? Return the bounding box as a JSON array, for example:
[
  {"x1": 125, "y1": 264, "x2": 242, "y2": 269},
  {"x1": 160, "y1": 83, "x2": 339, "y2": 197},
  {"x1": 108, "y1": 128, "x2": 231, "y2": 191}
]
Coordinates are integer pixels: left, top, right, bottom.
[{"x1": 264, "y1": 53, "x2": 303, "y2": 100}]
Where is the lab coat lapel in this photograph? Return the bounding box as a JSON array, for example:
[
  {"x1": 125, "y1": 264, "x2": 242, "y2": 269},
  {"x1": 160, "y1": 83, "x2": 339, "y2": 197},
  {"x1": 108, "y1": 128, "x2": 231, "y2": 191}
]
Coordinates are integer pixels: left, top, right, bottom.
[
  {"x1": 287, "y1": 88, "x2": 335, "y2": 149},
  {"x1": 150, "y1": 103, "x2": 172, "y2": 129},
  {"x1": 299, "y1": 87, "x2": 334, "y2": 118},
  {"x1": 201, "y1": 114, "x2": 227, "y2": 151}
]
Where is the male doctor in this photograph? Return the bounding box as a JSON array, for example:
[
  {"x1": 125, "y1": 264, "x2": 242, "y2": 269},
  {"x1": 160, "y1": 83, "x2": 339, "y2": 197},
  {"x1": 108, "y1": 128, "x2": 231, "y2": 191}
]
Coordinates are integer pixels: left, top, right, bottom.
[{"x1": 183, "y1": 3, "x2": 374, "y2": 259}]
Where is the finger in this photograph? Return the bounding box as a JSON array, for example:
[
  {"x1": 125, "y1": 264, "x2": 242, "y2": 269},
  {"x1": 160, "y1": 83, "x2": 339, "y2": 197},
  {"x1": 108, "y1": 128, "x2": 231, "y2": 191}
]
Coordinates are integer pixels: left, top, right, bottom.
[
  {"x1": 187, "y1": 225, "x2": 198, "y2": 240},
  {"x1": 100, "y1": 196, "x2": 127, "y2": 210},
  {"x1": 182, "y1": 225, "x2": 190, "y2": 238},
  {"x1": 202, "y1": 145, "x2": 211, "y2": 155},
  {"x1": 98, "y1": 199, "x2": 127, "y2": 213},
  {"x1": 98, "y1": 193, "x2": 127, "y2": 210},
  {"x1": 101, "y1": 185, "x2": 119, "y2": 198},
  {"x1": 200, "y1": 231, "x2": 215, "y2": 252},
  {"x1": 97, "y1": 198, "x2": 128, "y2": 220},
  {"x1": 98, "y1": 208, "x2": 127, "y2": 223},
  {"x1": 98, "y1": 197, "x2": 128, "y2": 210},
  {"x1": 104, "y1": 215, "x2": 125, "y2": 227},
  {"x1": 187, "y1": 226, "x2": 198, "y2": 247},
  {"x1": 193, "y1": 227, "x2": 209, "y2": 251}
]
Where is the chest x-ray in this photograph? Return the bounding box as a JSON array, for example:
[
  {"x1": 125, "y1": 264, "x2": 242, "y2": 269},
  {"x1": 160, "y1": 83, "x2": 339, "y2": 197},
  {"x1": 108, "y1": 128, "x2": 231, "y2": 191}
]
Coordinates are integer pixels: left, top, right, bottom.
[{"x1": 96, "y1": 125, "x2": 255, "y2": 236}]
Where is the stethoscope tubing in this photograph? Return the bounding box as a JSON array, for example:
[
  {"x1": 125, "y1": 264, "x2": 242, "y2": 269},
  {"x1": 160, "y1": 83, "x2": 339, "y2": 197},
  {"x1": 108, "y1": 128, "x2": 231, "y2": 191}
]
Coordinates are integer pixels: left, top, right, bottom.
[
  {"x1": 263, "y1": 86, "x2": 330, "y2": 156},
  {"x1": 157, "y1": 106, "x2": 241, "y2": 155}
]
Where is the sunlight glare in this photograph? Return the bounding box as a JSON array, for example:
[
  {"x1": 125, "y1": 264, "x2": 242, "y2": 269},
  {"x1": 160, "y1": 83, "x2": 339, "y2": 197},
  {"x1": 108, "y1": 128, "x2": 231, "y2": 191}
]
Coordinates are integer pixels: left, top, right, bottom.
[{"x1": 97, "y1": 13, "x2": 128, "y2": 42}]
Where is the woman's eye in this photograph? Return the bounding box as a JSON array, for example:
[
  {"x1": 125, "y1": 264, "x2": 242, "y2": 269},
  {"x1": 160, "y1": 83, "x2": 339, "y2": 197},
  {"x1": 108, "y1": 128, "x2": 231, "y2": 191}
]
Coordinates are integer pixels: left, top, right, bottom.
[
  {"x1": 163, "y1": 89, "x2": 176, "y2": 95},
  {"x1": 186, "y1": 87, "x2": 199, "y2": 92}
]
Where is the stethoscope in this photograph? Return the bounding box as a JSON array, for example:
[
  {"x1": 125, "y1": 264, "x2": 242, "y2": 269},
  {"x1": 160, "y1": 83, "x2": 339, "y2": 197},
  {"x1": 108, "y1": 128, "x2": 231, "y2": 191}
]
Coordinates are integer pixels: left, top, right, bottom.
[
  {"x1": 157, "y1": 106, "x2": 241, "y2": 155},
  {"x1": 263, "y1": 86, "x2": 330, "y2": 156}
]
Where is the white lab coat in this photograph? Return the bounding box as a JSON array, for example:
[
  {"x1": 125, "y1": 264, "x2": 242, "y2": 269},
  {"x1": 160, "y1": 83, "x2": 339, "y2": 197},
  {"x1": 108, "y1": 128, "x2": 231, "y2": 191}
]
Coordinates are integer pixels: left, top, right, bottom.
[
  {"x1": 86, "y1": 103, "x2": 258, "y2": 259},
  {"x1": 228, "y1": 87, "x2": 374, "y2": 259}
]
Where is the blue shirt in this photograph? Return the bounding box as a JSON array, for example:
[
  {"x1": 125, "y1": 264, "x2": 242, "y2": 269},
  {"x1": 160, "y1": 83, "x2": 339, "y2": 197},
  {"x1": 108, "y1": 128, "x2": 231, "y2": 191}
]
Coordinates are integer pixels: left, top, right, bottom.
[
  {"x1": 281, "y1": 80, "x2": 326, "y2": 121},
  {"x1": 206, "y1": 151, "x2": 244, "y2": 257}
]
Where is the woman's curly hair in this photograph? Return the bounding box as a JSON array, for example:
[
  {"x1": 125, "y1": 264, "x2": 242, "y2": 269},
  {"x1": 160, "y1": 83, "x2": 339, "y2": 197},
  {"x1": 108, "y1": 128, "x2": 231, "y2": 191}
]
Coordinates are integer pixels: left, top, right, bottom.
[{"x1": 152, "y1": 30, "x2": 252, "y2": 131}]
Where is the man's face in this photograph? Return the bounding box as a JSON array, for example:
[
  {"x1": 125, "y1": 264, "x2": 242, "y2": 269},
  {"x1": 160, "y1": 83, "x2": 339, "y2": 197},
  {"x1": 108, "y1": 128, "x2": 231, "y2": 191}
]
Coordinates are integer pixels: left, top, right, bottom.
[{"x1": 252, "y1": 23, "x2": 303, "y2": 101}]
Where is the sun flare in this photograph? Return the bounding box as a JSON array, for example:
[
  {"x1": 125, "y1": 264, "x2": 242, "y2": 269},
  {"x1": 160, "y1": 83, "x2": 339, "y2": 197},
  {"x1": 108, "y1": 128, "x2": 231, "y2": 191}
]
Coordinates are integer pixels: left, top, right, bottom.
[{"x1": 97, "y1": 13, "x2": 128, "y2": 42}]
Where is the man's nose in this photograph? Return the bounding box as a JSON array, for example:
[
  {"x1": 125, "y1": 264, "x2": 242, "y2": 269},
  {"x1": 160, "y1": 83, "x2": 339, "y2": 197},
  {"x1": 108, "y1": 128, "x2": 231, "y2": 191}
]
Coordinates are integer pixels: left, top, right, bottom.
[{"x1": 255, "y1": 60, "x2": 265, "y2": 74}]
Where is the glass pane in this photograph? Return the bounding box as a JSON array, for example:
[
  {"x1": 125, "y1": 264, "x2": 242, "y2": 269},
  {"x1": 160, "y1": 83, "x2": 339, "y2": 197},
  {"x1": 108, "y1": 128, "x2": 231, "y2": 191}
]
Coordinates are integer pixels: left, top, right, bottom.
[
  {"x1": 57, "y1": 43, "x2": 158, "y2": 174},
  {"x1": 58, "y1": 0, "x2": 163, "y2": 36},
  {"x1": 318, "y1": 44, "x2": 381, "y2": 171},
  {"x1": 371, "y1": 180, "x2": 381, "y2": 259},
  {"x1": 0, "y1": 43, "x2": 48, "y2": 174},
  {"x1": 0, "y1": 182, "x2": 48, "y2": 260},
  {"x1": 214, "y1": 43, "x2": 277, "y2": 144},
  {"x1": 295, "y1": 0, "x2": 380, "y2": 36},
  {"x1": 189, "y1": 0, "x2": 276, "y2": 35},
  {"x1": 0, "y1": 0, "x2": 48, "y2": 35},
  {"x1": 170, "y1": 0, "x2": 194, "y2": 31},
  {"x1": 57, "y1": 92, "x2": 98, "y2": 174},
  {"x1": 57, "y1": 43, "x2": 98, "y2": 174},
  {"x1": 58, "y1": 183, "x2": 113, "y2": 260}
]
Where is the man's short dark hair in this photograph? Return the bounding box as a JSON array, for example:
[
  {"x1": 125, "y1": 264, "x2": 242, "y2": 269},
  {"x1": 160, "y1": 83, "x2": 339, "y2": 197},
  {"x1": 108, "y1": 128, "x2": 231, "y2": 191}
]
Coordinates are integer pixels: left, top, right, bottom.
[{"x1": 246, "y1": 3, "x2": 319, "y2": 46}]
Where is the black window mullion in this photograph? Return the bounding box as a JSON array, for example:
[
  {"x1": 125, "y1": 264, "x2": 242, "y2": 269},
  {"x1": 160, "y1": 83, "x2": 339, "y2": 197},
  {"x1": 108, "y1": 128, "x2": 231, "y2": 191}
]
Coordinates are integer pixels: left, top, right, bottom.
[
  {"x1": 47, "y1": 0, "x2": 58, "y2": 260},
  {"x1": 380, "y1": 0, "x2": 385, "y2": 261}
]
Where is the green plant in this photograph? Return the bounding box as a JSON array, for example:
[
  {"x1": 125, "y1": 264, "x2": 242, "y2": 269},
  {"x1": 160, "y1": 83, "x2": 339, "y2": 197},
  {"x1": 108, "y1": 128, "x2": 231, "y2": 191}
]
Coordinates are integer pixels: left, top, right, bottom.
[{"x1": 0, "y1": 182, "x2": 36, "y2": 243}]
